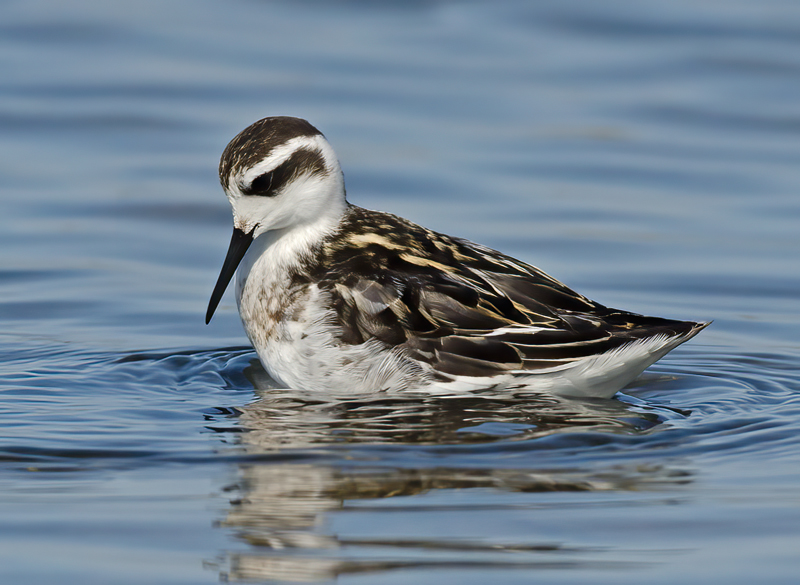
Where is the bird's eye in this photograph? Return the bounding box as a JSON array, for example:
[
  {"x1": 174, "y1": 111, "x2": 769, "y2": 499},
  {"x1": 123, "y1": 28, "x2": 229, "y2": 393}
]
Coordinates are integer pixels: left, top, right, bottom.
[{"x1": 244, "y1": 171, "x2": 277, "y2": 197}]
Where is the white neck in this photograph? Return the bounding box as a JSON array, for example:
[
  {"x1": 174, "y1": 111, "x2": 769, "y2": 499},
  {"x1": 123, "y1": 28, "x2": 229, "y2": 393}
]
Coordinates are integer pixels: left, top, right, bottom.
[{"x1": 235, "y1": 206, "x2": 344, "y2": 298}]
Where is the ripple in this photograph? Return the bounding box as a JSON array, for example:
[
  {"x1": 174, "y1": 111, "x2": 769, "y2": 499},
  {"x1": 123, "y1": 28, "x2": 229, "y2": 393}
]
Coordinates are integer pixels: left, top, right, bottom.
[{"x1": 4, "y1": 343, "x2": 797, "y2": 470}]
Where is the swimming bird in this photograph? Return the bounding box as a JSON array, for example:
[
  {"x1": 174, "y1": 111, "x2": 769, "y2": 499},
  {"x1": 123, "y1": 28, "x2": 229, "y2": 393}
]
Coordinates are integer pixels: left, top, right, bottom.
[{"x1": 206, "y1": 116, "x2": 707, "y2": 398}]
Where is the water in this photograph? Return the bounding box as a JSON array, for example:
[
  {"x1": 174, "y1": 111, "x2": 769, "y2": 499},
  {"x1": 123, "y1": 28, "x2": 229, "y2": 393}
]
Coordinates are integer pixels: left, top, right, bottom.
[{"x1": 2, "y1": 0, "x2": 800, "y2": 583}]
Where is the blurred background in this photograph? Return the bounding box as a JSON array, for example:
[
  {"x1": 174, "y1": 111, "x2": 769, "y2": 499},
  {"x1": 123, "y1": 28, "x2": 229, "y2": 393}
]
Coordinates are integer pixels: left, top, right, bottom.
[{"x1": 1, "y1": 1, "x2": 799, "y2": 584}]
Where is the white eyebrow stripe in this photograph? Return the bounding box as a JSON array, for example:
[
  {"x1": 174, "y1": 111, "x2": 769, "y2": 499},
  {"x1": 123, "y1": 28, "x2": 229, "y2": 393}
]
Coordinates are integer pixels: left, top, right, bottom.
[{"x1": 239, "y1": 135, "x2": 328, "y2": 186}]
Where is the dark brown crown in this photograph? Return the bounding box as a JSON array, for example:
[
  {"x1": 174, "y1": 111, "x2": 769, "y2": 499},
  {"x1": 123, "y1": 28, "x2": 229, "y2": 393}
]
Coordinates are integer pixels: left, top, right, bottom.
[{"x1": 219, "y1": 117, "x2": 323, "y2": 185}]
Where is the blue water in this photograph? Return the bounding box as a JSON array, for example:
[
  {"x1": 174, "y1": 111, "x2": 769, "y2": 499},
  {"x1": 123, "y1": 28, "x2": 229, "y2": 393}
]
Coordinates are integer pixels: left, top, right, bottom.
[{"x1": 2, "y1": 1, "x2": 800, "y2": 583}]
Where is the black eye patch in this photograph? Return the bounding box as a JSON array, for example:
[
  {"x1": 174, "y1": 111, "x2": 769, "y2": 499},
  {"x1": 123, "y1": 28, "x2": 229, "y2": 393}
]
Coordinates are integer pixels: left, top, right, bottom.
[
  {"x1": 242, "y1": 160, "x2": 293, "y2": 197},
  {"x1": 241, "y1": 148, "x2": 327, "y2": 197},
  {"x1": 247, "y1": 170, "x2": 275, "y2": 195}
]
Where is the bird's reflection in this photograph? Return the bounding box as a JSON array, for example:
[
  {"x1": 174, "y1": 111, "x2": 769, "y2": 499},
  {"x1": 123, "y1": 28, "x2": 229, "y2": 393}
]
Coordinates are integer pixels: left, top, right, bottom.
[{"x1": 212, "y1": 358, "x2": 692, "y2": 582}]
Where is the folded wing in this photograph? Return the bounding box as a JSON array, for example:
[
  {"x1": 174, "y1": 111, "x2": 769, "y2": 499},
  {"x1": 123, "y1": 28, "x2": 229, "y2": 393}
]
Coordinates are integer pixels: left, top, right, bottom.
[{"x1": 315, "y1": 207, "x2": 703, "y2": 380}]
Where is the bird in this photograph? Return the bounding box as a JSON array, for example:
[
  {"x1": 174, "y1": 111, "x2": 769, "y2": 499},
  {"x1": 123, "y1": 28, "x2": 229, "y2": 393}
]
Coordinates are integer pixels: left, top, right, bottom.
[{"x1": 206, "y1": 116, "x2": 708, "y2": 398}]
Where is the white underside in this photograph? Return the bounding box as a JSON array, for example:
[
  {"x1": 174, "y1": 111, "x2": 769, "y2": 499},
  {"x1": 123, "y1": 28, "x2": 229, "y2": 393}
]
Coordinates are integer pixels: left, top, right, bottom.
[
  {"x1": 421, "y1": 332, "x2": 691, "y2": 399},
  {"x1": 249, "y1": 327, "x2": 692, "y2": 399}
]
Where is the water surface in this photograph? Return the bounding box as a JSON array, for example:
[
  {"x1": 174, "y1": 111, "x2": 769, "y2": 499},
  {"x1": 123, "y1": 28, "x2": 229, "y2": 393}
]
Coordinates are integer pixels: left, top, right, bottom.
[{"x1": 2, "y1": 1, "x2": 800, "y2": 583}]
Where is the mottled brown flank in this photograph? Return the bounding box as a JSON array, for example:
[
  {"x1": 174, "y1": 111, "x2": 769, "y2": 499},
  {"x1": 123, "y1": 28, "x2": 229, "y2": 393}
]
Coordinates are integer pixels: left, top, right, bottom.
[
  {"x1": 250, "y1": 281, "x2": 309, "y2": 340},
  {"x1": 219, "y1": 116, "x2": 323, "y2": 186},
  {"x1": 291, "y1": 205, "x2": 702, "y2": 378}
]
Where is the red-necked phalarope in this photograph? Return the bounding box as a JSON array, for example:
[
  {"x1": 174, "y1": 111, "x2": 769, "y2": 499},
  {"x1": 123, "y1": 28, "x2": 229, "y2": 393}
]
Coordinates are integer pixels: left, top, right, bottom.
[{"x1": 206, "y1": 116, "x2": 708, "y2": 398}]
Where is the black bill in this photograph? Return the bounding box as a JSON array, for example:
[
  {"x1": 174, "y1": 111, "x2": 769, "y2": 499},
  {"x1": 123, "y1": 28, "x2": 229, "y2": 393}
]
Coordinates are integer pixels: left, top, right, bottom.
[{"x1": 205, "y1": 227, "x2": 254, "y2": 324}]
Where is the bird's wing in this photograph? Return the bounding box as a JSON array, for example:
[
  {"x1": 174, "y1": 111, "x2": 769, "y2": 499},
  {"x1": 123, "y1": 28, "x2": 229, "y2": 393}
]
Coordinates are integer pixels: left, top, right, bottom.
[{"x1": 313, "y1": 207, "x2": 698, "y2": 377}]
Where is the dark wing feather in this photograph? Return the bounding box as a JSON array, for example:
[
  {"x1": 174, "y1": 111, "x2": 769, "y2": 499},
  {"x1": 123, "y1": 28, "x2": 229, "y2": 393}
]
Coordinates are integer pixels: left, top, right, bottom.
[{"x1": 309, "y1": 206, "x2": 702, "y2": 378}]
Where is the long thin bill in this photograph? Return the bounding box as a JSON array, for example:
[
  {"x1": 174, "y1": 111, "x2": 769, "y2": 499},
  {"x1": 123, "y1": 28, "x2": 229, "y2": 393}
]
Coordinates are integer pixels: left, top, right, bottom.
[{"x1": 205, "y1": 227, "x2": 254, "y2": 324}]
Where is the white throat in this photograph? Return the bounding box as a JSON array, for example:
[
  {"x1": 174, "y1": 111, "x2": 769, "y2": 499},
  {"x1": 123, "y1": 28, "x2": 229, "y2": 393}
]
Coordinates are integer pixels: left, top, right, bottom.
[{"x1": 234, "y1": 207, "x2": 343, "y2": 304}]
